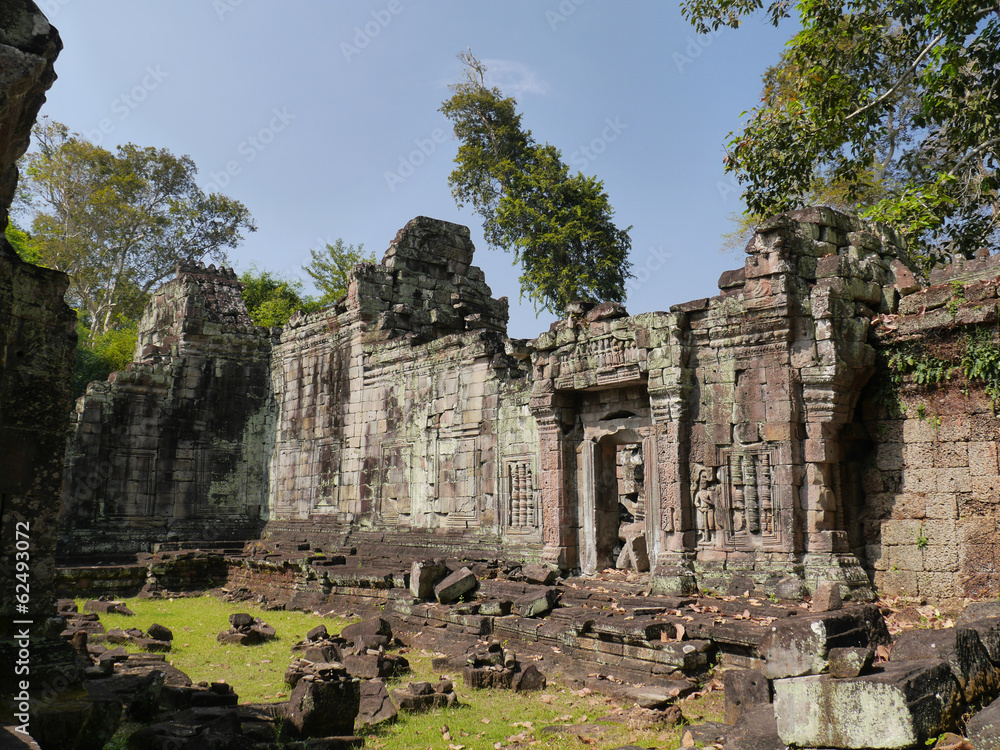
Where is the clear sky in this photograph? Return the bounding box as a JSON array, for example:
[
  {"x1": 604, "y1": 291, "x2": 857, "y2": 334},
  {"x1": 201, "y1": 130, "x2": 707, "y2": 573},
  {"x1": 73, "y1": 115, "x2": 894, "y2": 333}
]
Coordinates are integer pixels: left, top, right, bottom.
[{"x1": 33, "y1": 0, "x2": 793, "y2": 339}]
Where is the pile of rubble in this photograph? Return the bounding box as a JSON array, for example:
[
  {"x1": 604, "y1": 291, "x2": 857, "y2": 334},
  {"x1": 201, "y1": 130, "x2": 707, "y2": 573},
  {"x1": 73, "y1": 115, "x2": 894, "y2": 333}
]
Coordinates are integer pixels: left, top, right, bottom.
[
  {"x1": 462, "y1": 639, "x2": 547, "y2": 692},
  {"x1": 216, "y1": 612, "x2": 276, "y2": 645}
]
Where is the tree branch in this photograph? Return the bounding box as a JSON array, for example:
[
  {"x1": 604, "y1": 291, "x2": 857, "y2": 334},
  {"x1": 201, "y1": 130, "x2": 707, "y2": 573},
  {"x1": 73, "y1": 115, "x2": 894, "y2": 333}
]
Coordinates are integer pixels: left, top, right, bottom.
[
  {"x1": 948, "y1": 137, "x2": 1000, "y2": 177},
  {"x1": 845, "y1": 31, "x2": 946, "y2": 123}
]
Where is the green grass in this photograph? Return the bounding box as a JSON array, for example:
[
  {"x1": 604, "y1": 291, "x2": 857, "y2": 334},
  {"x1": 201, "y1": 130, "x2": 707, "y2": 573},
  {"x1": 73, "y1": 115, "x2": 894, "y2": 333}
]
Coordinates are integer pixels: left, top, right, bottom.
[
  {"x1": 363, "y1": 649, "x2": 725, "y2": 749},
  {"x1": 77, "y1": 595, "x2": 352, "y2": 703},
  {"x1": 85, "y1": 595, "x2": 726, "y2": 748}
]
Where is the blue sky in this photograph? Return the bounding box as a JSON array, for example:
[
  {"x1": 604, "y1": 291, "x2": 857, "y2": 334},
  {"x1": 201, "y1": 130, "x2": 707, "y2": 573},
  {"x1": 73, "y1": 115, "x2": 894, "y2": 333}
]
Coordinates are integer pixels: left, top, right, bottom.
[{"x1": 33, "y1": 1, "x2": 793, "y2": 338}]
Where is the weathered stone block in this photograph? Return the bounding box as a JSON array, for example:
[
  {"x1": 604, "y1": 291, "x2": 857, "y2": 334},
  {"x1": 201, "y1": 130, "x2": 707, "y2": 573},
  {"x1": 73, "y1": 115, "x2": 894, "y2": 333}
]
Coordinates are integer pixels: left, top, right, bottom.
[
  {"x1": 724, "y1": 669, "x2": 770, "y2": 725},
  {"x1": 282, "y1": 676, "x2": 360, "y2": 739},
  {"x1": 773, "y1": 660, "x2": 962, "y2": 749},
  {"x1": 761, "y1": 606, "x2": 890, "y2": 679},
  {"x1": 434, "y1": 567, "x2": 478, "y2": 604}
]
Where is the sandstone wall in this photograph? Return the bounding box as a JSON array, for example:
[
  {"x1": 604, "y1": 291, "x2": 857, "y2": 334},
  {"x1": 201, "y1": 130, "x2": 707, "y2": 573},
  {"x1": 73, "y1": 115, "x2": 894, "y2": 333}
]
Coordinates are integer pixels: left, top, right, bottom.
[
  {"x1": 264, "y1": 217, "x2": 540, "y2": 559},
  {"x1": 59, "y1": 263, "x2": 274, "y2": 555},
  {"x1": 57, "y1": 205, "x2": 1000, "y2": 604},
  {"x1": 863, "y1": 252, "x2": 1000, "y2": 601},
  {"x1": 0, "y1": 0, "x2": 77, "y2": 700},
  {"x1": 529, "y1": 208, "x2": 913, "y2": 599}
]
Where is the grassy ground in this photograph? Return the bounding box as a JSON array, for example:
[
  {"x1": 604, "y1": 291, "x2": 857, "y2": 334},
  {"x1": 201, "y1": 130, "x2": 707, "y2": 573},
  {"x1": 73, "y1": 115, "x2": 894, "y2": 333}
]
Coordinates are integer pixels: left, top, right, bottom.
[
  {"x1": 364, "y1": 649, "x2": 725, "y2": 749},
  {"x1": 87, "y1": 595, "x2": 725, "y2": 749},
  {"x1": 77, "y1": 595, "x2": 351, "y2": 703}
]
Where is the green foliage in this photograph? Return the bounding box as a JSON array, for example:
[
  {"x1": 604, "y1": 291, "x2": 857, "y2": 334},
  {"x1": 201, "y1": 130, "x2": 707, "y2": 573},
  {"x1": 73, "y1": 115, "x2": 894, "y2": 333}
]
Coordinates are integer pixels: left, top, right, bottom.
[
  {"x1": 888, "y1": 349, "x2": 953, "y2": 387},
  {"x1": 72, "y1": 320, "x2": 138, "y2": 398},
  {"x1": 239, "y1": 267, "x2": 316, "y2": 327},
  {"x1": 440, "y1": 51, "x2": 632, "y2": 314},
  {"x1": 962, "y1": 328, "x2": 1000, "y2": 407},
  {"x1": 16, "y1": 119, "x2": 256, "y2": 335},
  {"x1": 916, "y1": 527, "x2": 929, "y2": 549},
  {"x1": 682, "y1": 0, "x2": 1000, "y2": 268},
  {"x1": 303, "y1": 238, "x2": 375, "y2": 307},
  {"x1": 4, "y1": 222, "x2": 42, "y2": 264}
]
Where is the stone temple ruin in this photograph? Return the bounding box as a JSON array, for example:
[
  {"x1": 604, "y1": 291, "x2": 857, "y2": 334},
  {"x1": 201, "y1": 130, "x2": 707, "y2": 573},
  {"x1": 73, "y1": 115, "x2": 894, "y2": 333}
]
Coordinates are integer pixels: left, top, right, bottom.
[
  {"x1": 8, "y1": 2, "x2": 1000, "y2": 747},
  {"x1": 57, "y1": 206, "x2": 1000, "y2": 604}
]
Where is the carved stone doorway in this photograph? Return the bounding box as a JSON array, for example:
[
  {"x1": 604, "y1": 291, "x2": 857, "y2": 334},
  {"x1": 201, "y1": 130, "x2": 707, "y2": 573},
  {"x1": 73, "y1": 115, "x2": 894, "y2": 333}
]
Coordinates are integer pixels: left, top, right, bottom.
[{"x1": 579, "y1": 419, "x2": 659, "y2": 575}]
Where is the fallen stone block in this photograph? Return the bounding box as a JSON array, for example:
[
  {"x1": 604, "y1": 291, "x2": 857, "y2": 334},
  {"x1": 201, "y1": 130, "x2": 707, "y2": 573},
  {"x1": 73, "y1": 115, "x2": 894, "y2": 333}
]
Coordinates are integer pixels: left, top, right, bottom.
[
  {"x1": 303, "y1": 642, "x2": 342, "y2": 664},
  {"x1": 967, "y1": 694, "x2": 1000, "y2": 750},
  {"x1": 512, "y1": 664, "x2": 547, "y2": 692},
  {"x1": 391, "y1": 679, "x2": 458, "y2": 712},
  {"x1": 341, "y1": 616, "x2": 392, "y2": 644},
  {"x1": 463, "y1": 664, "x2": 514, "y2": 689},
  {"x1": 229, "y1": 612, "x2": 254, "y2": 628},
  {"x1": 358, "y1": 678, "x2": 398, "y2": 727},
  {"x1": 306, "y1": 624, "x2": 329, "y2": 641},
  {"x1": 773, "y1": 660, "x2": 962, "y2": 748},
  {"x1": 892, "y1": 626, "x2": 1000, "y2": 703},
  {"x1": 410, "y1": 560, "x2": 449, "y2": 600},
  {"x1": 720, "y1": 703, "x2": 784, "y2": 750},
  {"x1": 514, "y1": 587, "x2": 559, "y2": 618},
  {"x1": 29, "y1": 696, "x2": 122, "y2": 750},
  {"x1": 146, "y1": 623, "x2": 173, "y2": 642},
  {"x1": 960, "y1": 617, "x2": 1000, "y2": 665},
  {"x1": 282, "y1": 675, "x2": 361, "y2": 740},
  {"x1": 724, "y1": 668, "x2": 770, "y2": 724},
  {"x1": 762, "y1": 605, "x2": 890, "y2": 679},
  {"x1": 479, "y1": 599, "x2": 513, "y2": 616},
  {"x1": 522, "y1": 564, "x2": 558, "y2": 586},
  {"x1": 347, "y1": 634, "x2": 390, "y2": 654},
  {"x1": 434, "y1": 567, "x2": 478, "y2": 604},
  {"x1": 133, "y1": 637, "x2": 171, "y2": 653},
  {"x1": 812, "y1": 580, "x2": 843, "y2": 612},
  {"x1": 343, "y1": 653, "x2": 409, "y2": 680},
  {"x1": 84, "y1": 599, "x2": 135, "y2": 616},
  {"x1": 828, "y1": 646, "x2": 873, "y2": 678}
]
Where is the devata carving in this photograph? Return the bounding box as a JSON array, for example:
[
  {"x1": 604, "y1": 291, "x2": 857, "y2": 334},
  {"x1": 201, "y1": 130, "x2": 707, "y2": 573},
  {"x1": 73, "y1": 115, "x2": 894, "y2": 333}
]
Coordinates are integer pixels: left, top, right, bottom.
[{"x1": 691, "y1": 464, "x2": 718, "y2": 544}]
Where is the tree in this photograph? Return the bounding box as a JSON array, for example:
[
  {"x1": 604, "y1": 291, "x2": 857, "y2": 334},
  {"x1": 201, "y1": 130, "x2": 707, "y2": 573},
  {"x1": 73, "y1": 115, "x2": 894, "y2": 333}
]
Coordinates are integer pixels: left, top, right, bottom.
[
  {"x1": 3, "y1": 223, "x2": 41, "y2": 264},
  {"x1": 440, "y1": 52, "x2": 632, "y2": 314},
  {"x1": 16, "y1": 119, "x2": 256, "y2": 335},
  {"x1": 303, "y1": 238, "x2": 376, "y2": 307},
  {"x1": 239, "y1": 267, "x2": 313, "y2": 327},
  {"x1": 681, "y1": 1, "x2": 1000, "y2": 268}
]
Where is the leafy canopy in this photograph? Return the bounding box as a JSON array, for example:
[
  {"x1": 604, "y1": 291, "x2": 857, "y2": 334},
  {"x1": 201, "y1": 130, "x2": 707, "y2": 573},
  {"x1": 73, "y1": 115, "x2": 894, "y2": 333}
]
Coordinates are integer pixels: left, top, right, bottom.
[
  {"x1": 16, "y1": 119, "x2": 256, "y2": 335},
  {"x1": 440, "y1": 52, "x2": 632, "y2": 314},
  {"x1": 682, "y1": 0, "x2": 1000, "y2": 268},
  {"x1": 302, "y1": 238, "x2": 376, "y2": 308}
]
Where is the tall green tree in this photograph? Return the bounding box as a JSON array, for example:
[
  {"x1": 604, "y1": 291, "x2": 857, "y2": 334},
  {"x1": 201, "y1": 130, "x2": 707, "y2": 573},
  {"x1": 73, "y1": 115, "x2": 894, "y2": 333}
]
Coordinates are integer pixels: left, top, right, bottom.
[
  {"x1": 440, "y1": 52, "x2": 632, "y2": 314},
  {"x1": 303, "y1": 238, "x2": 376, "y2": 307},
  {"x1": 682, "y1": 1, "x2": 1000, "y2": 268},
  {"x1": 240, "y1": 267, "x2": 312, "y2": 327},
  {"x1": 16, "y1": 119, "x2": 256, "y2": 335}
]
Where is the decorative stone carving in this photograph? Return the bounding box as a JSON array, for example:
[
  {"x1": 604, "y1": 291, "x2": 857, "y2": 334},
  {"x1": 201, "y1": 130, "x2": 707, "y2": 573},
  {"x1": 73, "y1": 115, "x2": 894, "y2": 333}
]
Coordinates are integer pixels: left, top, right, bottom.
[{"x1": 692, "y1": 464, "x2": 718, "y2": 544}]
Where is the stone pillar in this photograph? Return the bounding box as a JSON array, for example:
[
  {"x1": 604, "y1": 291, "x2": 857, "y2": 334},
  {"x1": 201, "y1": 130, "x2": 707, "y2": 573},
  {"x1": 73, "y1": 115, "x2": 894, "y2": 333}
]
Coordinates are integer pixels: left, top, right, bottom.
[{"x1": 534, "y1": 413, "x2": 577, "y2": 569}]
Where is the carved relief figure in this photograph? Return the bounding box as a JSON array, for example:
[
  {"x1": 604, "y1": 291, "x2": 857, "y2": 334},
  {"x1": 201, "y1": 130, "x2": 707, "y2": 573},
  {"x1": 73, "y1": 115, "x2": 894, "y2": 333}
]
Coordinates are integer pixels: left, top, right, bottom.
[{"x1": 692, "y1": 465, "x2": 717, "y2": 543}]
